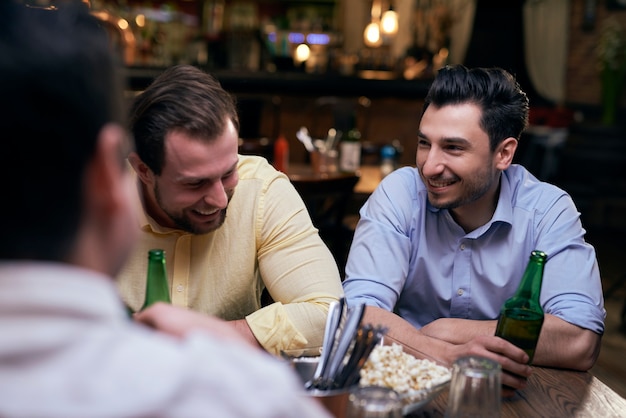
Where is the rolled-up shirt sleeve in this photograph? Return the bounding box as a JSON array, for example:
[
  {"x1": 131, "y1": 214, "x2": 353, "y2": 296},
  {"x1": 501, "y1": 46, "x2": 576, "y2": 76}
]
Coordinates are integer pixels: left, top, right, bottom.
[{"x1": 250, "y1": 170, "x2": 344, "y2": 355}]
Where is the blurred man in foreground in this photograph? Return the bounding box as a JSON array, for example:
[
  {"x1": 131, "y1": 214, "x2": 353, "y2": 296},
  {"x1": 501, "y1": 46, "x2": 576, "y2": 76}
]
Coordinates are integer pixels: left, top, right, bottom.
[{"x1": 0, "y1": 2, "x2": 329, "y2": 416}]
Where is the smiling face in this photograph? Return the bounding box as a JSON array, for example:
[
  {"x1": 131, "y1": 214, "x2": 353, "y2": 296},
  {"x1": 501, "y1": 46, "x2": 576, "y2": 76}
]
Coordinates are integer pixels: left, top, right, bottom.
[
  {"x1": 416, "y1": 103, "x2": 516, "y2": 231},
  {"x1": 131, "y1": 118, "x2": 240, "y2": 235}
]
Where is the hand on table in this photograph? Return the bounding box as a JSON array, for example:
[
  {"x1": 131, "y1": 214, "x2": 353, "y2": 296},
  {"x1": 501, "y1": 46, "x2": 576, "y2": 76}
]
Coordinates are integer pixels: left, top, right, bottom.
[
  {"x1": 420, "y1": 317, "x2": 533, "y2": 397},
  {"x1": 447, "y1": 335, "x2": 533, "y2": 398}
]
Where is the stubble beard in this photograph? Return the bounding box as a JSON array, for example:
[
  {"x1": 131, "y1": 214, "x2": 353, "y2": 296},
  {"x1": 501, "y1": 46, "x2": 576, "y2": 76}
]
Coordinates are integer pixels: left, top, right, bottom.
[
  {"x1": 424, "y1": 167, "x2": 497, "y2": 210},
  {"x1": 154, "y1": 182, "x2": 230, "y2": 235}
]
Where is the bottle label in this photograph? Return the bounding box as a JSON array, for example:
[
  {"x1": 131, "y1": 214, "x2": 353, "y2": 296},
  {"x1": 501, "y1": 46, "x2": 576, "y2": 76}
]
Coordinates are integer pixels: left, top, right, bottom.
[{"x1": 339, "y1": 142, "x2": 361, "y2": 172}]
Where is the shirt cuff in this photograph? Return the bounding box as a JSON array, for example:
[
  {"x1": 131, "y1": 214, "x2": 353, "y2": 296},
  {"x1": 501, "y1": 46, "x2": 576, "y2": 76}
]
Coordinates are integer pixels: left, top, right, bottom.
[{"x1": 246, "y1": 301, "x2": 308, "y2": 356}]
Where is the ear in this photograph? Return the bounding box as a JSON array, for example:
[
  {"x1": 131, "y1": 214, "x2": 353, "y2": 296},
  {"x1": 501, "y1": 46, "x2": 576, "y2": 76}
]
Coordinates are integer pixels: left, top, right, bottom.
[
  {"x1": 84, "y1": 124, "x2": 129, "y2": 220},
  {"x1": 127, "y1": 151, "x2": 155, "y2": 186},
  {"x1": 494, "y1": 137, "x2": 518, "y2": 170}
]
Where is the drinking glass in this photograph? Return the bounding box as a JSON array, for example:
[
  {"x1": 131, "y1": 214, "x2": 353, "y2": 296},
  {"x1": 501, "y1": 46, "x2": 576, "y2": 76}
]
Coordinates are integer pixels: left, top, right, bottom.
[
  {"x1": 444, "y1": 356, "x2": 501, "y2": 418},
  {"x1": 346, "y1": 386, "x2": 403, "y2": 418},
  {"x1": 309, "y1": 145, "x2": 339, "y2": 174}
]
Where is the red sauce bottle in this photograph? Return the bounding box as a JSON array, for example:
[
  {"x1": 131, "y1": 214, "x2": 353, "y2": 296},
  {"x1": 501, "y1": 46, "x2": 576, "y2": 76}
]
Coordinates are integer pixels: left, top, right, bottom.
[{"x1": 273, "y1": 134, "x2": 289, "y2": 173}]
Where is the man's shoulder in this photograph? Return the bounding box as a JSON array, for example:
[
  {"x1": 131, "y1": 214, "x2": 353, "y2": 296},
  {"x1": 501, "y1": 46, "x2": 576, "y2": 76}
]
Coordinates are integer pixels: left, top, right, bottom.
[
  {"x1": 376, "y1": 166, "x2": 426, "y2": 202},
  {"x1": 505, "y1": 165, "x2": 570, "y2": 209},
  {"x1": 236, "y1": 154, "x2": 272, "y2": 174},
  {"x1": 383, "y1": 166, "x2": 423, "y2": 190},
  {"x1": 237, "y1": 155, "x2": 287, "y2": 182}
]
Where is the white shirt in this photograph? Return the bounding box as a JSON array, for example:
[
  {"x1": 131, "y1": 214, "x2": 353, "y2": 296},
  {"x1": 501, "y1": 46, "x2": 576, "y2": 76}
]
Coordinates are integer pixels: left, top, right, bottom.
[{"x1": 0, "y1": 262, "x2": 331, "y2": 418}]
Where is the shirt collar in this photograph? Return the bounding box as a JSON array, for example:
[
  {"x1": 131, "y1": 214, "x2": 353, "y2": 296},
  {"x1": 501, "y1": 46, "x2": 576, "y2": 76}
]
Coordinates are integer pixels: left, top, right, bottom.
[{"x1": 466, "y1": 171, "x2": 514, "y2": 238}]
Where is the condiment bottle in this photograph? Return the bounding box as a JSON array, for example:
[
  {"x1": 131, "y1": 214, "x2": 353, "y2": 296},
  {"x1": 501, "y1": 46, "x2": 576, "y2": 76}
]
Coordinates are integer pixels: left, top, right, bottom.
[
  {"x1": 140, "y1": 249, "x2": 171, "y2": 310},
  {"x1": 339, "y1": 115, "x2": 361, "y2": 173},
  {"x1": 495, "y1": 250, "x2": 547, "y2": 363},
  {"x1": 380, "y1": 144, "x2": 397, "y2": 178},
  {"x1": 273, "y1": 134, "x2": 289, "y2": 173}
]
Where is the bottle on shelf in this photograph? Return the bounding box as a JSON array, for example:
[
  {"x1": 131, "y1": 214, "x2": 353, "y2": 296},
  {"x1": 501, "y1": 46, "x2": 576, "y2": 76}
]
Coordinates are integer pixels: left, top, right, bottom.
[
  {"x1": 495, "y1": 250, "x2": 547, "y2": 364},
  {"x1": 140, "y1": 249, "x2": 171, "y2": 311},
  {"x1": 339, "y1": 114, "x2": 362, "y2": 173},
  {"x1": 273, "y1": 133, "x2": 289, "y2": 173}
]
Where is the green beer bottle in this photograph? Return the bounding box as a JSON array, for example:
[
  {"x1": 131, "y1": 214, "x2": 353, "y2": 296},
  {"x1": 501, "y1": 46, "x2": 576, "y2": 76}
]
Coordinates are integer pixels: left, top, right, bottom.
[
  {"x1": 140, "y1": 249, "x2": 171, "y2": 310},
  {"x1": 495, "y1": 250, "x2": 547, "y2": 364}
]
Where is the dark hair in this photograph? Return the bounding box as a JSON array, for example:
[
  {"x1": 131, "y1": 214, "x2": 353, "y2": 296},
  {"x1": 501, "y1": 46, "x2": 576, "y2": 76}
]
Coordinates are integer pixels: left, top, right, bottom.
[
  {"x1": 423, "y1": 65, "x2": 529, "y2": 151},
  {"x1": 0, "y1": 1, "x2": 123, "y2": 260},
  {"x1": 129, "y1": 65, "x2": 239, "y2": 175}
]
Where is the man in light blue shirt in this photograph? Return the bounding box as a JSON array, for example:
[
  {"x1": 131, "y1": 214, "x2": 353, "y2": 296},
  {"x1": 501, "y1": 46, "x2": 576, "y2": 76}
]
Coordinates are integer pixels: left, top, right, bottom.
[{"x1": 343, "y1": 65, "x2": 605, "y2": 396}]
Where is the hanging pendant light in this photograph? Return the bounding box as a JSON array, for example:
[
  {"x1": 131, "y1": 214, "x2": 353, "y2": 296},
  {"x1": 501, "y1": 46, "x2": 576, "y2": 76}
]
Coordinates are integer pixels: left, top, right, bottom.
[
  {"x1": 381, "y1": 5, "x2": 398, "y2": 36},
  {"x1": 364, "y1": 21, "x2": 382, "y2": 47},
  {"x1": 364, "y1": 0, "x2": 383, "y2": 48}
]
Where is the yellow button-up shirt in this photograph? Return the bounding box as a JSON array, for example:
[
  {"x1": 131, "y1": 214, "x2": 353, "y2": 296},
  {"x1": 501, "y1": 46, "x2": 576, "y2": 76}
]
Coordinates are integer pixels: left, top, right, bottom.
[{"x1": 116, "y1": 155, "x2": 343, "y2": 355}]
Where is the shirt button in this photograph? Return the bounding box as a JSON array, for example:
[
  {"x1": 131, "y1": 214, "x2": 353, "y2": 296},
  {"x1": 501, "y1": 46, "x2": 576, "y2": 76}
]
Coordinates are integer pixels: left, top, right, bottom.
[
  {"x1": 460, "y1": 243, "x2": 466, "y2": 250},
  {"x1": 457, "y1": 288, "x2": 464, "y2": 296},
  {"x1": 176, "y1": 285, "x2": 184, "y2": 292}
]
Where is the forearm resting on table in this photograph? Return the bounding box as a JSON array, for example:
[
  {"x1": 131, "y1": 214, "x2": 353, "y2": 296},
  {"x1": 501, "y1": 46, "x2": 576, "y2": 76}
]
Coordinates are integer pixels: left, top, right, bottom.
[
  {"x1": 362, "y1": 306, "x2": 523, "y2": 363},
  {"x1": 362, "y1": 306, "x2": 533, "y2": 396},
  {"x1": 532, "y1": 315, "x2": 601, "y2": 371},
  {"x1": 361, "y1": 306, "x2": 457, "y2": 365},
  {"x1": 420, "y1": 317, "x2": 497, "y2": 344},
  {"x1": 420, "y1": 314, "x2": 602, "y2": 371}
]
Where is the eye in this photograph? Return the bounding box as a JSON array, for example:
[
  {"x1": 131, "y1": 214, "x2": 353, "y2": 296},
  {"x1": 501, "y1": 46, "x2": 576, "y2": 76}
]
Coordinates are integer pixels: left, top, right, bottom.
[
  {"x1": 417, "y1": 139, "x2": 431, "y2": 148},
  {"x1": 184, "y1": 180, "x2": 205, "y2": 189},
  {"x1": 444, "y1": 143, "x2": 466, "y2": 153}
]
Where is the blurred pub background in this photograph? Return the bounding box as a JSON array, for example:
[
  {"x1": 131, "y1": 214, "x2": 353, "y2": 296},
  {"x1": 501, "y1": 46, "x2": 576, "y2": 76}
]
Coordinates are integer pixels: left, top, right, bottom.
[{"x1": 27, "y1": 1, "x2": 625, "y2": 161}]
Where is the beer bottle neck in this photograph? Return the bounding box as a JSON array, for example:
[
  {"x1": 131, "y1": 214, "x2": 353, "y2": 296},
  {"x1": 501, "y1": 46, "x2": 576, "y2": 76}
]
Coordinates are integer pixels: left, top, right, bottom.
[
  {"x1": 142, "y1": 249, "x2": 171, "y2": 309},
  {"x1": 511, "y1": 250, "x2": 546, "y2": 309}
]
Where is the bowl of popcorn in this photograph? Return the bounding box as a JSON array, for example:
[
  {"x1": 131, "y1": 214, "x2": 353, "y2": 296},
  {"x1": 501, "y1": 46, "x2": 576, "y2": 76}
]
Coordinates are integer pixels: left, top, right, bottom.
[{"x1": 358, "y1": 340, "x2": 451, "y2": 415}]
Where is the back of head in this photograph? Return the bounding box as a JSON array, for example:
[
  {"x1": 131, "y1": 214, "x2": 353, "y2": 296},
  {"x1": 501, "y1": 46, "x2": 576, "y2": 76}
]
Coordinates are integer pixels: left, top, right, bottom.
[
  {"x1": 130, "y1": 64, "x2": 239, "y2": 175},
  {"x1": 423, "y1": 65, "x2": 529, "y2": 150},
  {"x1": 0, "y1": 0, "x2": 123, "y2": 261}
]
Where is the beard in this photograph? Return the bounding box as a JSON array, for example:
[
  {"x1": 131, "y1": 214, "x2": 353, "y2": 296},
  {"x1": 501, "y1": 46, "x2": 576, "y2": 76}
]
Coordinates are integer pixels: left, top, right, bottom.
[
  {"x1": 154, "y1": 183, "x2": 232, "y2": 235},
  {"x1": 423, "y1": 166, "x2": 497, "y2": 210}
]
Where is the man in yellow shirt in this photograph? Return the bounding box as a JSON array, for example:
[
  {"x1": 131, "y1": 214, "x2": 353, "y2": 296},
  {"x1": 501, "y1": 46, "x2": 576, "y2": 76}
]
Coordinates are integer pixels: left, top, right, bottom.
[{"x1": 117, "y1": 64, "x2": 343, "y2": 355}]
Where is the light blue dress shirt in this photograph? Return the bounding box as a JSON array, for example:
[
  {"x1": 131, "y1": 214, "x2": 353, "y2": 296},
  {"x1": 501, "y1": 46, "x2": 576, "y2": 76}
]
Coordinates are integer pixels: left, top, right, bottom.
[{"x1": 343, "y1": 164, "x2": 605, "y2": 334}]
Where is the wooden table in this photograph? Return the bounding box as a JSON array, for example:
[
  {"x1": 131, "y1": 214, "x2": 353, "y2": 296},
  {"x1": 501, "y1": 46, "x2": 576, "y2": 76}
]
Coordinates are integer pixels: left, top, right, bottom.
[
  {"x1": 353, "y1": 165, "x2": 382, "y2": 195},
  {"x1": 408, "y1": 366, "x2": 626, "y2": 417},
  {"x1": 286, "y1": 164, "x2": 382, "y2": 195}
]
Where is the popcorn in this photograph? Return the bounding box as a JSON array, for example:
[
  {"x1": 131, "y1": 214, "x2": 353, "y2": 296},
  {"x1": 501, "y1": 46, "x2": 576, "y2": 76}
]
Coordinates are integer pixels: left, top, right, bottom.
[{"x1": 359, "y1": 343, "x2": 451, "y2": 395}]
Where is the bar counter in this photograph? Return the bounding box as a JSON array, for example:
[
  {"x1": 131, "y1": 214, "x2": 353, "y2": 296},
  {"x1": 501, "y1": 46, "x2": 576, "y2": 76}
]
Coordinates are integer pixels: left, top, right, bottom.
[{"x1": 122, "y1": 66, "x2": 433, "y2": 98}]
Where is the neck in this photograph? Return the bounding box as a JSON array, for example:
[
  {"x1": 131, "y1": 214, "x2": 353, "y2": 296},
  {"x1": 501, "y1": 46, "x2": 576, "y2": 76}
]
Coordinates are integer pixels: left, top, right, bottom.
[{"x1": 450, "y1": 179, "x2": 501, "y2": 233}]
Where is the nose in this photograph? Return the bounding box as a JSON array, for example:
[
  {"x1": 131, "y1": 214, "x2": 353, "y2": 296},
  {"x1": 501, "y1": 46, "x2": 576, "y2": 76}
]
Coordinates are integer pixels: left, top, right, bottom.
[
  {"x1": 418, "y1": 147, "x2": 445, "y2": 178},
  {"x1": 203, "y1": 181, "x2": 228, "y2": 209}
]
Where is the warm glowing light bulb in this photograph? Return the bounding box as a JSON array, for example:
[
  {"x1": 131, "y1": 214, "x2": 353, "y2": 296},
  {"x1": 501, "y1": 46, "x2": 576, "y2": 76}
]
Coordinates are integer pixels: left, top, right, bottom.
[
  {"x1": 381, "y1": 9, "x2": 398, "y2": 35},
  {"x1": 117, "y1": 18, "x2": 129, "y2": 31},
  {"x1": 294, "y1": 43, "x2": 311, "y2": 63},
  {"x1": 364, "y1": 22, "x2": 382, "y2": 47},
  {"x1": 135, "y1": 14, "x2": 146, "y2": 28}
]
